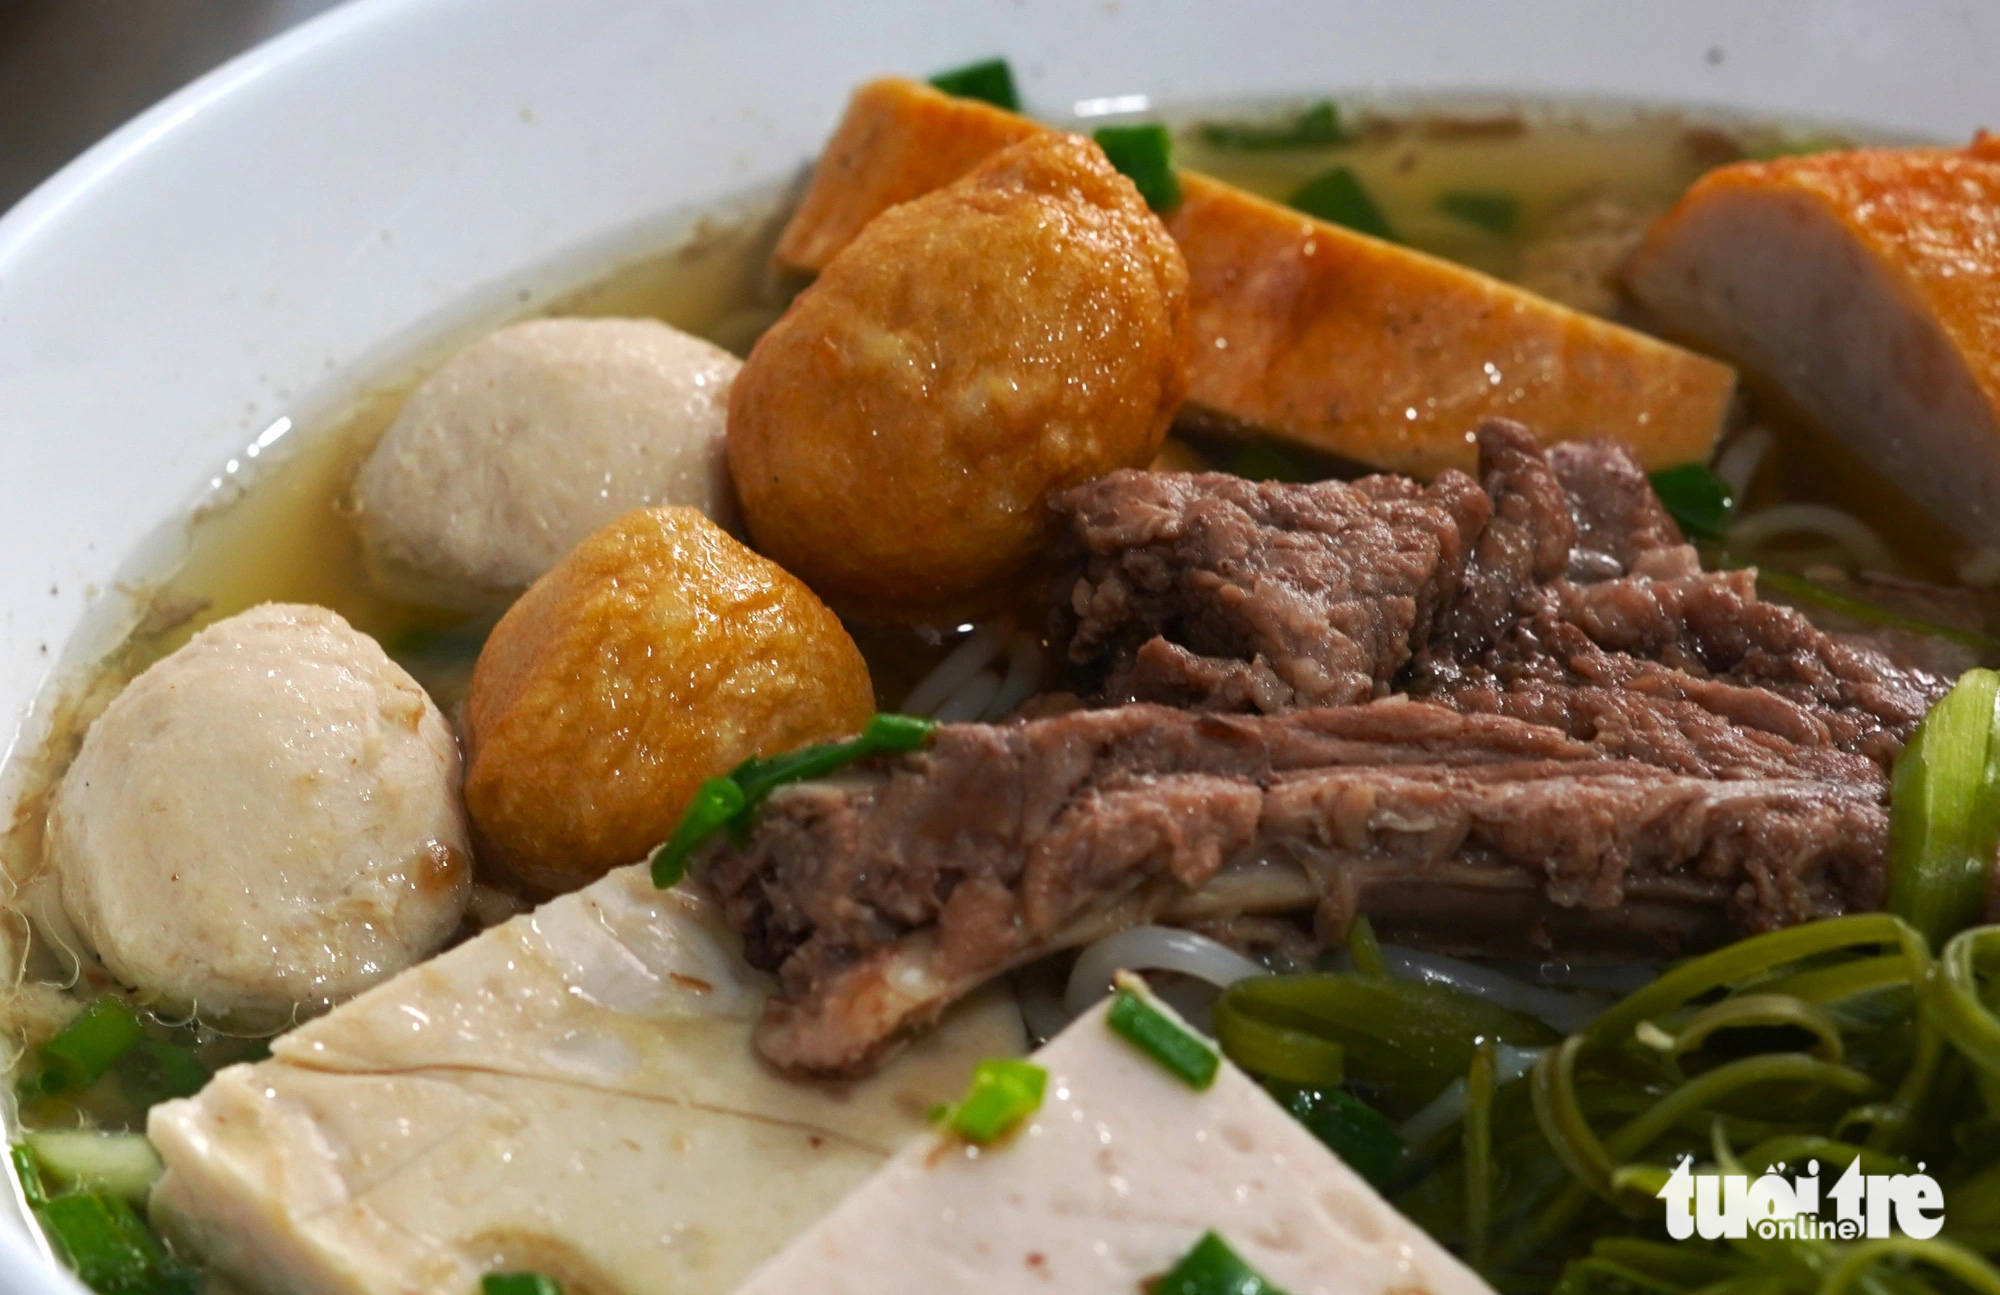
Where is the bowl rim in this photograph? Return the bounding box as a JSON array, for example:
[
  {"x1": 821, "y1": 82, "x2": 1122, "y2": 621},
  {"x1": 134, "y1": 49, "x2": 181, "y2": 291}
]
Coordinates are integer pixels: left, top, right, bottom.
[{"x1": 3, "y1": 1, "x2": 1998, "y2": 1291}]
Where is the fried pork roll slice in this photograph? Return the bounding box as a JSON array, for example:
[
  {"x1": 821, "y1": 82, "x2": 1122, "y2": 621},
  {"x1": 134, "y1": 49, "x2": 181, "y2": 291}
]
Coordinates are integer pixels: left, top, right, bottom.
[{"x1": 1625, "y1": 135, "x2": 2000, "y2": 547}]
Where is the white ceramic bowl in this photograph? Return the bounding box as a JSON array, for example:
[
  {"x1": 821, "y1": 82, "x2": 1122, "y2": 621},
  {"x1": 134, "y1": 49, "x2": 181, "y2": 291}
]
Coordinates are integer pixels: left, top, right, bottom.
[{"x1": 0, "y1": 0, "x2": 1993, "y2": 1289}]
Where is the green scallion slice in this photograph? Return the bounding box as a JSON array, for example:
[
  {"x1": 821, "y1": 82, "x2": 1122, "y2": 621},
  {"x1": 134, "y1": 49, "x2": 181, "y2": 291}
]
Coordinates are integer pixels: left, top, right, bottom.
[
  {"x1": 1108, "y1": 982, "x2": 1219, "y2": 1089},
  {"x1": 37, "y1": 997, "x2": 146, "y2": 1096},
  {"x1": 1435, "y1": 190, "x2": 1520, "y2": 235},
  {"x1": 650, "y1": 714, "x2": 936, "y2": 887},
  {"x1": 1093, "y1": 124, "x2": 1182, "y2": 212},
  {"x1": 1288, "y1": 166, "x2": 1392, "y2": 239},
  {"x1": 1228, "y1": 441, "x2": 1313, "y2": 484},
  {"x1": 1196, "y1": 101, "x2": 1343, "y2": 151},
  {"x1": 1265, "y1": 1084, "x2": 1402, "y2": 1186},
  {"x1": 36, "y1": 1192, "x2": 195, "y2": 1295},
  {"x1": 483, "y1": 1272, "x2": 564, "y2": 1295},
  {"x1": 1154, "y1": 1230, "x2": 1291, "y2": 1295},
  {"x1": 1888, "y1": 669, "x2": 2000, "y2": 948},
  {"x1": 928, "y1": 58, "x2": 1019, "y2": 111},
  {"x1": 1463, "y1": 1041, "x2": 1497, "y2": 1270},
  {"x1": 1648, "y1": 463, "x2": 1734, "y2": 539},
  {"x1": 650, "y1": 778, "x2": 746, "y2": 887},
  {"x1": 116, "y1": 1040, "x2": 210, "y2": 1108},
  {"x1": 936, "y1": 1058, "x2": 1047, "y2": 1144},
  {"x1": 11, "y1": 1143, "x2": 47, "y2": 1208}
]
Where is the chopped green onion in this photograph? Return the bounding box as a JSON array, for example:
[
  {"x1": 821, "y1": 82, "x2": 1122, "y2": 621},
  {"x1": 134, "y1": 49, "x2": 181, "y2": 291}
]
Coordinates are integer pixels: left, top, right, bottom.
[
  {"x1": 650, "y1": 714, "x2": 937, "y2": 887},
  {"x1": 1227, "y1": 440, "x2": 1313, "y2": 484},
  {"x1": 25, "y1": 1130, "x2": 164, "y2": 1203},
  {"x1": 1108, "y1": 981, "x2": 1219, "y2": 1089},
  {"x1": 1888, "y1": 669, "x2": 2000, "y2": 947},
  {"x1": 1154, "y1": 1230, "x2": 1291, "y2": 1295},
  {"x1": 116, "y1": 1041, "x2": 210, "y2": 1108},
  {"x1": 37, "y1": 998, "x2": 146, "y2": 1096},
  {"x1": 1463, "y1": 1042, "x2": 1497, "y2": 1271},
  {"x1": 482, "y1": 1272, "x2": 564, "y2": 1295},
  {"x1": 650, "y1": 778, "x2": 745, "y2": 887},
  {"x1": 729, "y1": 712, "x2": 936, "y2": 804},
  {"x1": 1093, "y1": 124, "x2": 1182, "y2": 212},
  {"x1": 1435, "y1": 190, "x2": 1520, "y2": 235},
  {"x1": 1196, "y1": 101, "x2": 1344, "y2": 151},
  {"x1": 12, "y1": 1142, "x2": 48, "y2": 1208},
  {"x1": 1648, "y1": 463, "x2": 1734, "y2": 539},
  {"x1": 1266, "y1": 1084, "x2": 1401, "y2": 1186},
  {"x1": 1345, "y1": 914, "x2": 1388, "y2": 979},
  {"x1": 935, "y1": 1058, "x2": 1047, "y2": 1144},
  {"x1": 1288, "y1": 166, "x2": 1392, "y2": 240},
  {"x1": 927, "y1": 58, "x2": 1019, "y2": 111},
  {"x1": 36, "y1": 1191, "x2": 195, "y2": 1295}
]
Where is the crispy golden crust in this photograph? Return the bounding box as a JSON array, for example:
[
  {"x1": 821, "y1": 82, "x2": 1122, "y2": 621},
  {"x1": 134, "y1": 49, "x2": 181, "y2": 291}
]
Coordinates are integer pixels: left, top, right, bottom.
[
  {"x1": 729, "y1": 132, "x2": 1191, "y2": 621},
  {"x1": 1635, "y1": 141, "x2": 2000, "y2": 409},
  {"x1": 772, "y1": 77, "x2": 1733, "y2": 479},
  {"x1": 462, "y1": 507, "x2": 873, "y2": 890}
]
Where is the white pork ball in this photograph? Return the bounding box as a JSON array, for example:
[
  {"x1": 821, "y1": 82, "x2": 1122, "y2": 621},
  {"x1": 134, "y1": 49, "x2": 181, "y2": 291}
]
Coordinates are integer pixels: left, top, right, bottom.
[
  {"x1": 352, "y1": 317, "x2": 740, "y2": 606},
  {"x1": 47, "y1": 603, "x2": 471, "y2": 1024}
]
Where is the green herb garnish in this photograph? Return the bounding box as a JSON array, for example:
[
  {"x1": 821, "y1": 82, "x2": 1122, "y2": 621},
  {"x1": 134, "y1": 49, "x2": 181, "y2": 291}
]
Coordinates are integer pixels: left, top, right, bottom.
[
  {"x1": 12, "y1": 1142, "x2": 47, "y2": 1208},
  {"x1": 1108, "y1": 982, "x2": 1219, "y2": 1089},
  {"x1": 1435, "y1": 189, "x2": 1520, "y2": 235},
  {"x1": 36, "y1": 998, "x2": 146, "y2": 1096},
  {"x1": 928, "y1": 58, "x2": 1019, "y2": 111},
  {"x1": 36, "y1": 1192, "x2": 195, "y2": 1295},
  {"x1": 1094, "y1": 124, "x2": 1182, "y2": 212},
  {"x1": 1196, "y1": 100, "x2": 1344, "y2": 151},
  {"x1": 115, "y1": 1041, "x2": 210, "y2": 1108},
  {"x1": 933, "y1": 1058, "x2": 1047, "y2": 1144},
  {"x1": 483, "y1": 1273, "x2": 564, "y2": 1295},
  {"x1": 1227, "y1": 440, "x2": 1313, "y2": 484},
  {"x1": 1214, "y1": 993, "x2": 1346, "y2": 1088},
  {"x1": 1265, "y1": 1084, "x2": 1402, "y2": 1186},
  {"x1": 1288, "y1": 166, "x2": 1392, "y2": 239},
  {"x1": 1345, "y1": 913, "x2": 1388, "y2": 979},
  {"x1": 1888, "y1": 669, "x2": 2000, "y2": 948},
  {"x1": 1463, "y1": 1042, "x2": 1497, "y2": 1271},
  {"x1": 650, "y1": 713, "x2": 936, "y2": 887},
  {"x1": 1648, "y1": 462, "x2": 1734, "y2": 539},
  {"x1": 1154, "y1": 1230, "x2": 1291, "y2": 1295},
  {"x1": 1214, "y1": 974, "x2": 1552, "y2": 1116}
]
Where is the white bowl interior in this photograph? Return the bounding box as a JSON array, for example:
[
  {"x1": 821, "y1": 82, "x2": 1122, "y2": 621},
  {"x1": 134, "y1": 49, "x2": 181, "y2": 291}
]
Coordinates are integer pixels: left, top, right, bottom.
[{"x1": 0, "y1": 0, "x2": 1993, "y2": 1289}]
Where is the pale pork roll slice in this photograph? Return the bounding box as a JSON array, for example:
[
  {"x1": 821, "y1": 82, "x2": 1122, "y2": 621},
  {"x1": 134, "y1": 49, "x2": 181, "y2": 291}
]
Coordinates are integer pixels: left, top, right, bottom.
[
  {"x1": 1625, "y1": 136, "x2": 2000, "y2": 546},
  {"x1": 147, "y1": 870, "x2": 1024, "y2": 1295},
  {"x1": 735, "y1": 986, "x2": 1494, "y2": 1295}
]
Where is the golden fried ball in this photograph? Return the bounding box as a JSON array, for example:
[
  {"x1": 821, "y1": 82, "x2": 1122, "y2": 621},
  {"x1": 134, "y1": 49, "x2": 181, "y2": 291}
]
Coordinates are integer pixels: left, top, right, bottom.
[
  {"x1": 462, "y1": 506, "x2": 874, "y2": 890},
  {"x1": 728, "y1": 132, "x2": 1191, "y2": 622}
]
